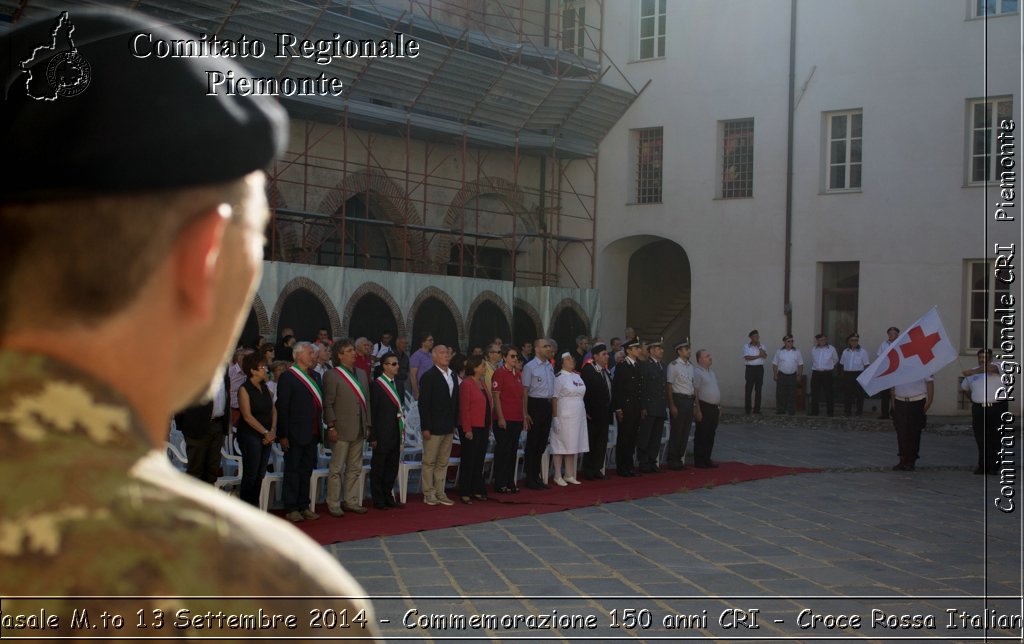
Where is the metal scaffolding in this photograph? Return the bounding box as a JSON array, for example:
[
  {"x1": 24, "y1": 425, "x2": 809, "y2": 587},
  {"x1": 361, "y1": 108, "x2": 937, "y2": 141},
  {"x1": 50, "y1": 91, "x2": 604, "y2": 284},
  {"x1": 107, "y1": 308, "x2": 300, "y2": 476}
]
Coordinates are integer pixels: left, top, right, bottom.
[{"x1": 2, "y1": 0, "x2": 640, "y2": 287}]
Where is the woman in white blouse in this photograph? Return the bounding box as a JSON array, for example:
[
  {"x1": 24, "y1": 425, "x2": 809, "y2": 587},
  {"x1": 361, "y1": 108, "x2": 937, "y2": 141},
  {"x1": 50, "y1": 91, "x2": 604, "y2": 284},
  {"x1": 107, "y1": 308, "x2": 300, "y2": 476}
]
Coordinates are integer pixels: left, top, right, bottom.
[{"x1": 550, "y1": 353, "x2": 589, "y2": 485}]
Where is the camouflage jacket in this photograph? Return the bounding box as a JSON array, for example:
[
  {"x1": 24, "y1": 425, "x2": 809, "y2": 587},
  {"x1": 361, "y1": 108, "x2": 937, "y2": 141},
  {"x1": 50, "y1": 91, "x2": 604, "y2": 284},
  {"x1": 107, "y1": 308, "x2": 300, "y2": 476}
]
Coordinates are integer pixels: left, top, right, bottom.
[{"x1": 0, "y1": 350, "x2": 379, "y2": 640}]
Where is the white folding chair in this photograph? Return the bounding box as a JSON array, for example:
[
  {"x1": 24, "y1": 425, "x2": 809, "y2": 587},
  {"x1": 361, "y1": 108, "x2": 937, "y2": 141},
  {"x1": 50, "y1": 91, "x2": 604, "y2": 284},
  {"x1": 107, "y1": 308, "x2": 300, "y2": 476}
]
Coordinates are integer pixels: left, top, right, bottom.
[
  {"x1": 259, "y1": 443, "x2": 285, "y2": 512},
  {"x1": 308, "y1": 443, "x2": 331, "y2": 512},
  {"x1": 214, "y1": 439, "x2": 242, "y2": 494}
]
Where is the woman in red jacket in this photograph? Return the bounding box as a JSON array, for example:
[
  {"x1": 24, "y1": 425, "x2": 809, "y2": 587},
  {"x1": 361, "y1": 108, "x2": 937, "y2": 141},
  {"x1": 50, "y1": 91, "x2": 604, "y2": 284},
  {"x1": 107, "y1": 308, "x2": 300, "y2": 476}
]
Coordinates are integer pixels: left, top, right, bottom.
[{"x1": 458, "y1": 355, "x2": 491, "y2": 504}]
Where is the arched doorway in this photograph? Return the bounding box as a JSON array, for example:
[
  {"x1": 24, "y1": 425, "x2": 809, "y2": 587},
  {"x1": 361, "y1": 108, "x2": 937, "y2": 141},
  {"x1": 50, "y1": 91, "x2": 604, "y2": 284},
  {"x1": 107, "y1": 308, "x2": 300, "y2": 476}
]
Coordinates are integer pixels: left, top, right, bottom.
[
  {"x1": 317, "y1": 193, "x2": 392, "y2": 270},
  {"x1": 468, "y1": 300, "x2": 511, "y2": 351},
  {"x1": 239, "y1": 308, "x2": 261, "y2": 349},
  {"x1": 348, "y1": 293, "x2": 399, "y2": 344},
  {"x1": 625, "y1": 239, "x2": 691, "y2": 343},
  {"x1": 277, "y1": 289, "x2": 331, "y2": 342},
  {"x1": 551, "y1": 307, "x2": 588, "y2": 357},
  {"x1": 412, "y1": 297, "x2": 460, "y2": 352},
  {"x1": 513, "y1": 305, "x2": 541, "y2": 347}
]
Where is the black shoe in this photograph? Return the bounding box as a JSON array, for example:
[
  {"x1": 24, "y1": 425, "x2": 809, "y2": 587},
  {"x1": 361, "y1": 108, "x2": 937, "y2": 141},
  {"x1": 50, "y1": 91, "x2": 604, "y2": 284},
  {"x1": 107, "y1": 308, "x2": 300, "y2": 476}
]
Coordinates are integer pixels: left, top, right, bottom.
[
  {"x1": 510, "y1": 485, "x2": 520, "y2": 493},
  {"x1": 639, "y1": 466, "x2": 655, "y2": 474},
  {"x1": 386, "y1": 498, "x2": 405, "y2": 508},
  {"x1": 753, "y1": 410, "x2": 761, "y2": 414},
  {"x1": 460, "y1": 496, "x2": 473, "y2": 505},
  {"x1": 619, "y1": 470, "x2": 637, "y2": 478},
  {"x1": 668, "y1": 464, "x2": 686, "y2": 471},
  {"x1": 473, "y1": 494, "x2": 489, "y2": 502},
  {"x1": 525, "y1": 481, "x2": 545, "y2": 490},
  {"x1": 695, "y1": 462, "x2": 719, "y2": 469},
  {"x1": 373, "y1": 502, "x2": 389, "y2": 510}
]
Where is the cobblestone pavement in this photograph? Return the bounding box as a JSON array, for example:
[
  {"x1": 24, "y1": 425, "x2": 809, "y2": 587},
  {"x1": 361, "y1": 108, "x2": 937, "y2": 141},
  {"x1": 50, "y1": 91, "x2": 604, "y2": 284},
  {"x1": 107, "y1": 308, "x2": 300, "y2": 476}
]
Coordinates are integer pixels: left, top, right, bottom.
[{"x1": 326, "y1": 413, "x2": 1022, "y2": 642}]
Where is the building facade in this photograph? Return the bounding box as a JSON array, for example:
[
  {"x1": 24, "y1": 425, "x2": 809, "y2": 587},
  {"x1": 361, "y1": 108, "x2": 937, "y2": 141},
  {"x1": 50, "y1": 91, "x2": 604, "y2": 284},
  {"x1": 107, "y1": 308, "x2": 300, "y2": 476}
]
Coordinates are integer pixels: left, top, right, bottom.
[{"x1": 594, "y1": 0, "x2": 1021, "y2": 415}]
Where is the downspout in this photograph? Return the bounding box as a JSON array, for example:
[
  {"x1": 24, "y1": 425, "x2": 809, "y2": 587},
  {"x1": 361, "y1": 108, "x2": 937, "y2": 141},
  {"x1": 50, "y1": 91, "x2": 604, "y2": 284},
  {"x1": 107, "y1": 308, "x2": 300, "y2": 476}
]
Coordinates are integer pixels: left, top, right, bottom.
[{"x1": 784, "y1": 0, "x2": 797, "y2": 335}]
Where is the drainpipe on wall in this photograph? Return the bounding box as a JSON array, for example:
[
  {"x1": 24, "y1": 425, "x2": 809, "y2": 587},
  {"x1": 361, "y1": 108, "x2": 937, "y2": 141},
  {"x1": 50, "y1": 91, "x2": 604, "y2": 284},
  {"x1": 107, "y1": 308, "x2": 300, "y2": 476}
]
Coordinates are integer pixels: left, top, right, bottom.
[{"x1": 783, "y1": 0, "x2": 797, "y2": 335}]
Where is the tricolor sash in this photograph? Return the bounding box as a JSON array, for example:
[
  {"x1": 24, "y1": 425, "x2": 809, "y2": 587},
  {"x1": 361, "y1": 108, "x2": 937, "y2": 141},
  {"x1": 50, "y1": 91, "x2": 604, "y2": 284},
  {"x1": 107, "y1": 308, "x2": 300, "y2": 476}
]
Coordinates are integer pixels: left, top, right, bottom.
[
  {"x1": 376, "y1": 375, "x2": 405, "y2": 431},
  {"x1": 289, "y1": 365, "x2": 322, "y2": 409},
  {"x1": 334, "y1": 365, "x2": 367, "y2": 412}
]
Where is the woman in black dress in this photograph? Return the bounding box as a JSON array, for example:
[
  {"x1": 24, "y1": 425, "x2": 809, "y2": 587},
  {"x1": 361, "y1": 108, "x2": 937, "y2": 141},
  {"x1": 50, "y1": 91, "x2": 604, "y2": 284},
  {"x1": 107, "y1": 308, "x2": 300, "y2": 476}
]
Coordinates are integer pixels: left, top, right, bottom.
[{"x1": 237, "y1": 351, "x2": 276, "y2": 507}]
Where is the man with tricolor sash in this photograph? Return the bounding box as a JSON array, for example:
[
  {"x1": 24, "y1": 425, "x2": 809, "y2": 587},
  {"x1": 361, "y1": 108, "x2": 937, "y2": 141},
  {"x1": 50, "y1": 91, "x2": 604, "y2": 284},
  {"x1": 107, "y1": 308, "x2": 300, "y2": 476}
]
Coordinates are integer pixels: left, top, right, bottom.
[
  {"x1": 276, "y1": 341, "x2": 325, "y2": 523},
  {"x1": 324, "y1": 338, "x2": 371, "y2": 516},
  {"x1": 369, "y1": 352, "x2": 406, "y2": 509}
]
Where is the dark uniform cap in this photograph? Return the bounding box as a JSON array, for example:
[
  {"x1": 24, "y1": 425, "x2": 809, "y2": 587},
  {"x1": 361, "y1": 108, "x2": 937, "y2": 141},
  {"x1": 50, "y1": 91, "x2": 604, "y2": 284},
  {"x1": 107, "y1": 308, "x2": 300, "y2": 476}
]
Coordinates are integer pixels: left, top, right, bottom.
[
  {"x1": 645, "y1": 338, "x2": 663, "y2": 349},
  {"x1": 591, "y1": 343, "x2": 607, "y2": 355},
  {"x1": 0, "y1": 9, "x2": 288, "y2": 202},
  {"x1": 783, "y1": 334, "x2": 794, "y2": 342},
  {"x1": 814, "y1": 333, "x2": 826, "y2": 340},
  {"x1": 622, "y1": 338, "x2": 641, "y2": 349},
  {"x1": 674, "y1": 338, "x2": 690, "y2": 350}
]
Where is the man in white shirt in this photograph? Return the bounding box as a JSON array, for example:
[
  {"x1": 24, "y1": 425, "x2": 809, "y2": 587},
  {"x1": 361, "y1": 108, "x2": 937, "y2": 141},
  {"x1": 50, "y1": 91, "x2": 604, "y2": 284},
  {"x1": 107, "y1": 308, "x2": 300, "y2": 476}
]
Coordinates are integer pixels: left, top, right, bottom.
[
  {"x1": 839, "y1": 333, "x2": 871, "y2": 416},
  {"x1": 742, "y1": 330, "x2": 768, "y2": 414},
  {"x1": 875, "y1": 326, "x2": 899, "y2": 419},
  {"x1": 372, "y1": 331, "x2": 394, "y2": 363},
  {"x1": 960, "y1": 349, "x2": 1006, "y2": 475},
  {"x1": 692, "y1": 350, "x2": 721, "y2": 468},
  {"x1": 809, "y1": 334, "x2": 839, "y2": 417},
  {"x1": 891, "y1": 376, "x2": 934, "y2": 471},
  {"x1": 666, "y1": 338, "x2": 695, "y2": 470},
  {"x1": 772, "y1": 335, "x2": 804, "y2": 415},
  {"x1": 522, "y1": 338, "x2": 556, "y2": 489}
]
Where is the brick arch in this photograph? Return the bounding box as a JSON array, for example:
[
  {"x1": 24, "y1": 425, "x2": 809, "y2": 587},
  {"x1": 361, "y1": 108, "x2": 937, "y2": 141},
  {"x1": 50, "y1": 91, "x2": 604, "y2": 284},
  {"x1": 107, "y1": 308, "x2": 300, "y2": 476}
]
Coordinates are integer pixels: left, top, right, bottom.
[
  {"x1": 434, "y1": 177, "x2": 536, "y2": 272},
  {"x1": 341, "y1": 282, "x2": 407, "y2": 338},
  {"x1": 548, "y1": 297, "x2": 591, "y2": 338},
  {"x1": 513, "y1": 297, "x2": 544, "y2": 342},
  {"x1": 466, "y1": 290, "x2": 513, "y2": 333},
  {"x1": 251, "y1": 294, "x2": 271, "y2": 338},
  {"x1": 269, "y1": 277, "x2": 343, "y2": 337},
  {"x1": 301, "y1": 170, "x2": 427, "y2": 271},
  {"x1": 407, "y1": 286, "x2": 466, "y2": 349}
]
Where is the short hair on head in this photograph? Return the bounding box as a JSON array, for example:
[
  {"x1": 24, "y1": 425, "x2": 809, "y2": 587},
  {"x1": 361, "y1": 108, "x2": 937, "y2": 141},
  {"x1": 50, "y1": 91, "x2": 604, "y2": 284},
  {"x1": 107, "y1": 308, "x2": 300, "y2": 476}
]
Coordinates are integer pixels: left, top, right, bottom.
[
  {"x1": 978, "y1": 348, "x2": 993, "y2": 357},
  {"x1": 887, "y1": 326, "x2": 900, "y2": 334},
  {"x1": 270, "y1": 360, "x2": 289, "y2": 374},
  {"x1": 260, "y1": 343, "x2": 276, "y2": 354},
  {"x1": 450, "y1": 352, "x2": 466, "y2": 376},
  {"x1": 292, "y1": 341, "x2": 317, "y2": 359},
  {"x1": 331, "y1": 337, "x2": 354, "y2": 362},
  {"x1": 241, "y1": 351, "x2": 265, "y2": 378},
  {"x1": 379, "y1": 351, "x2": 397, "y2": 365},
  {"x1": 576, "y1": 334, "x2": 588, "y2": 344},
  {"x1": 502, "y1": 345, "x2": 519, "y2": 358},
  {"x1": 431, "y1": 343, "x2": 448, "y2": 355},
  {"x1": 0, "y1": 178, "x2": 252, "y2": 332},
  {"x1": 464, "y1": 354, "x2": 484, "y2": 377},
  {"x1": 695, "y1": 349, "x2": 708, "y2": 362},
  {"x1": 417, "y1": 331, "x2": 434, "y2": 346}
]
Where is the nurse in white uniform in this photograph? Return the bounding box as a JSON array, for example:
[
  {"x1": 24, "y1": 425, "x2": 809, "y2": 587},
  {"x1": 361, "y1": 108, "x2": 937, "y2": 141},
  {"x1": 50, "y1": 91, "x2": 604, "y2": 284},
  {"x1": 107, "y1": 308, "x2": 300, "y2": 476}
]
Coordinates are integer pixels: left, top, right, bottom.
[{"x1": 550, "y1": 352, "x2": 589, "y2": 486}]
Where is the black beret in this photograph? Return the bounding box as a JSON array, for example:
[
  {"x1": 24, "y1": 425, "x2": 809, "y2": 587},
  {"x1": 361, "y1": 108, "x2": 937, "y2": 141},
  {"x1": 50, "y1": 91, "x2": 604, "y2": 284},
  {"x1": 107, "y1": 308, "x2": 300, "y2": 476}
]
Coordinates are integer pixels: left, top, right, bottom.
[{"x1": 1, "y1": 9, "x2": 288, "y2": 202}]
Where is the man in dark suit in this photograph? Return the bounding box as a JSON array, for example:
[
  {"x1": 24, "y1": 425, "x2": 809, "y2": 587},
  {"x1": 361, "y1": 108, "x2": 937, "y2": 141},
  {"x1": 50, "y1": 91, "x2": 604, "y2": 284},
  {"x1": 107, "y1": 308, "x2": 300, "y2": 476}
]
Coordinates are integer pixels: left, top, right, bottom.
[
  {"x1": 276, "y1": 341, "x2": 324, "y2": 522},
  {"x1": 416, "y1": 344, "x2": 459, "y2": 506},
  {"x1": 369, "y1": 352, "x2": 405, "y2": 510},
  {"x1": 174, "y1": 373, "x2": 230, "y2": 483},
  {"x1": 612, "y1": 337, "x2": 644, "y2": 477},
  {"x1": 637, "y1": 340, "x2": 668, "y2": 473},
  {"x1": 581, "y1": 343, "x2": 613, "y2": 480}
]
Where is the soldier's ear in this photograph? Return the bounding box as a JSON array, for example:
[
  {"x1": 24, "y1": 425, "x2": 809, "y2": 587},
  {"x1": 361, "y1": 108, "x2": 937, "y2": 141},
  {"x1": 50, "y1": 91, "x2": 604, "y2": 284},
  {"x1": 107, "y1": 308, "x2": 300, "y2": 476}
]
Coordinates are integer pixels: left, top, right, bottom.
[{"x1": 171, "y1": 207, "x2": 231, "y2": 321}]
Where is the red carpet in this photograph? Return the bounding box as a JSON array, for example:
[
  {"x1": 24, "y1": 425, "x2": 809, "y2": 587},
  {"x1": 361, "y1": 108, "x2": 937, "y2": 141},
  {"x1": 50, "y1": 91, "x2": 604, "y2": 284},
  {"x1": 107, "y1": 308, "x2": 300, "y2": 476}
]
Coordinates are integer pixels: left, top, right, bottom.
[{"x1": 287, "y1": 463, "x2": 820, "y2": 545}]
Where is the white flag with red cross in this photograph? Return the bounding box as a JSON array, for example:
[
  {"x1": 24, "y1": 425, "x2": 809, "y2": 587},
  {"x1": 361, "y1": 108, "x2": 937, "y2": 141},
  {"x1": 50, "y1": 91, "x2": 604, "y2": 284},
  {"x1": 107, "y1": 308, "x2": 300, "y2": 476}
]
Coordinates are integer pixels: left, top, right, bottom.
[{"x1": 857, "y1": 307, "x2": 958, "y2": 396}]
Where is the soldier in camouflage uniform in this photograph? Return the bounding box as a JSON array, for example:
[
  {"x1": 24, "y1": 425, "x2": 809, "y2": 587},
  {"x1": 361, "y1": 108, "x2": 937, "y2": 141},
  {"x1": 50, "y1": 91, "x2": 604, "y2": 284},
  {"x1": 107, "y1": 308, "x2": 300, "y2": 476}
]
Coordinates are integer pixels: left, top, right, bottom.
[{"x1": 0, "y1": 9, "x2": 378, "y2": 640}]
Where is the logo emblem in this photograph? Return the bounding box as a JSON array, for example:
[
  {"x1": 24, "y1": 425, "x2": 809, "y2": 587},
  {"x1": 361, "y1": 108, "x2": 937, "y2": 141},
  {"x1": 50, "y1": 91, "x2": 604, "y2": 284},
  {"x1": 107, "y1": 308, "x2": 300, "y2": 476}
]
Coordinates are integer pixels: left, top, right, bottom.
[{"x1": 20, "y1": 11, "x2": 92, "y2": 101}]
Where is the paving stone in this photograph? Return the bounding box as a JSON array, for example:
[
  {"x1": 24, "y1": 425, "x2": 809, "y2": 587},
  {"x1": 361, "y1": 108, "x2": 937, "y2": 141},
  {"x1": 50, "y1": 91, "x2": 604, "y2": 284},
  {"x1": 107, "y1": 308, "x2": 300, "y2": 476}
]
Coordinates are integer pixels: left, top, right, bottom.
[{"x1": 323, "y1": 419, "x2": 1020, "y2": 640}]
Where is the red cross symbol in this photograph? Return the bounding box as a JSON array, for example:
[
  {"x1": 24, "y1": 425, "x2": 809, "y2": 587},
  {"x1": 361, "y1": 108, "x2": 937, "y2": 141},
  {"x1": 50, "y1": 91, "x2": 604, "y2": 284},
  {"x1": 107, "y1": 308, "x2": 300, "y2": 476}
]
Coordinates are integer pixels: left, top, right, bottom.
[{"x1": 899, "y1": 326, "x2": 941, "y2": 365}]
